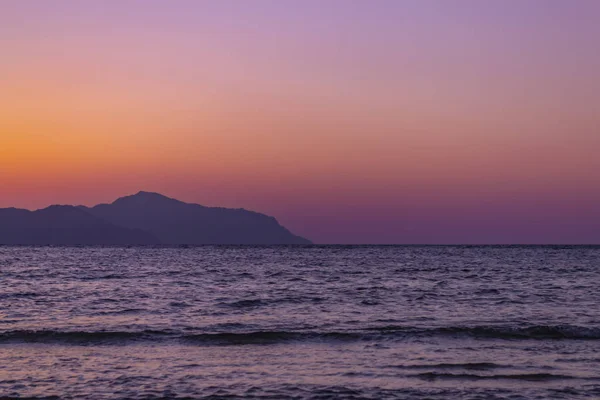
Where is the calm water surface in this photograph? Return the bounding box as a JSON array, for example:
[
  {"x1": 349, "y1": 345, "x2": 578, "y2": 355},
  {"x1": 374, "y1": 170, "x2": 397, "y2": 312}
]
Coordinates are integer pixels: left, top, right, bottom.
[{"x1": 1, "y1": 246, "x2": 599, "y2": 399}]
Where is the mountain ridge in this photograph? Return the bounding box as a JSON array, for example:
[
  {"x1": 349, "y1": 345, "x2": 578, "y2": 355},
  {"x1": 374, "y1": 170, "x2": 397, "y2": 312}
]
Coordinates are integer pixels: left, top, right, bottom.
[
  {"x1": 0, "y1": 192, "x2": 311, "y2": 245},
  {"x1": 0, "y1": 204, "x2": 160, "y2": 245}
]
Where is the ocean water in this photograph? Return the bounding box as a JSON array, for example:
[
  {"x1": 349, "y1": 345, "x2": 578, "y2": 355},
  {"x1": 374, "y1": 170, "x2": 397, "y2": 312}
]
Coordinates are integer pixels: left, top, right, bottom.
[{"x1": 1, "y1": 246, "x2": 599, "y2": 399}]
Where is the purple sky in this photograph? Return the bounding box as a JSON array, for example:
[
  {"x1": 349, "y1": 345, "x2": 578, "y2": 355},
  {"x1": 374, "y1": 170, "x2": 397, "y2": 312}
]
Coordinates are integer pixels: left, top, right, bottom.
[{"x1": 1, "y1": 0, "x2": 599, "y2": 243}]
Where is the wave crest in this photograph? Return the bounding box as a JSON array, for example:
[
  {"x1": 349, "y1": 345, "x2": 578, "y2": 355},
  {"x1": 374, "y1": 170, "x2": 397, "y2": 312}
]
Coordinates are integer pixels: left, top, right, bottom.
[{"x1": 1, "y1": 324, "x2": 598, "y2": 345}]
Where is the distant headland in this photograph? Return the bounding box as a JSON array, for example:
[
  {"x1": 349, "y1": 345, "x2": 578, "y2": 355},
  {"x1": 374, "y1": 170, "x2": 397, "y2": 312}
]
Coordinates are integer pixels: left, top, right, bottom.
[{"x1": 0, "y1": 191, "x2": 311, "y2": 245}]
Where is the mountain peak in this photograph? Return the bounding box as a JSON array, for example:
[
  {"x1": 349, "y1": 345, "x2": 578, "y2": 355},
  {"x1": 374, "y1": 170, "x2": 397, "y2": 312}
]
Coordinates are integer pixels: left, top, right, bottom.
[
  {"x1": 112, "y1": 191, "x2": 182, "y2": 206},
  {"x1": 87, "y1": 191, "x2": 312, "y2": 244},
  {"x1": 133, "y1": 191, "x2": 171, "y2": 199},
  {"x1": 135, "y1": 190, "x2": 164, "y2": 197},
  {"x1": 2, "y1": 192, "x2": 312, "y2": 245}
]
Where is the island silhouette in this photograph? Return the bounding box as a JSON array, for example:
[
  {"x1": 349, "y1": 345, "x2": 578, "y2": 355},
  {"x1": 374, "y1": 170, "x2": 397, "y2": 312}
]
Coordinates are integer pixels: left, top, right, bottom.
[{"x1": 0, "y1": 191, "x2": 311, "y2": 245}]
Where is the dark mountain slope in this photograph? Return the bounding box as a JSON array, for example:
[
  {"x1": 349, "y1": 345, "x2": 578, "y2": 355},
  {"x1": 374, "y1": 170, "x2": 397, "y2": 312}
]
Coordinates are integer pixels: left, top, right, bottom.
[
  {"x1": 0, "y1": 205, "x2": 160, "y2": 245},
  {"x1": 82, "y1": 191, "x2": 311, "y2": 245}
]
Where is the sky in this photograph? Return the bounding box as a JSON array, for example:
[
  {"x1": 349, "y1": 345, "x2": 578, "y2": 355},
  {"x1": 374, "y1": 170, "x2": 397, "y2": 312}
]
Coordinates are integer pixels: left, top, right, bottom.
[{"x1": 1, "y1": 0, "x2": 599, "y2": 244}]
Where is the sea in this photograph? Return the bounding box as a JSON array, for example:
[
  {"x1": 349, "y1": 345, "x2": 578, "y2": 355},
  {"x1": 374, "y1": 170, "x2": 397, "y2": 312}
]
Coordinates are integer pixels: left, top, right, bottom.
[{"x1": 0, "y1": 246, "x2": 599, "y2": 399}]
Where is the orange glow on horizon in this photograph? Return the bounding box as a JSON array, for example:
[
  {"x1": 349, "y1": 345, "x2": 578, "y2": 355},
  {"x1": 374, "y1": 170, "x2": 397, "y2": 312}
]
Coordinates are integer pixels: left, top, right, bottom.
[{"x1": 1, "y1": 1, "x2": 600, "y2": 243}]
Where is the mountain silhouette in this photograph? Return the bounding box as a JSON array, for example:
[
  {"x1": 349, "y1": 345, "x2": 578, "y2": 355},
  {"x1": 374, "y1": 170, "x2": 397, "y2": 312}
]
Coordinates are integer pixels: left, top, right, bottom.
[
  {"x1": 81, "y1": 191, "x2": 311, "y2": 245},
  {"x1": 0, "y1": 192, "x2": 311, "y2": 245},
  {"x1": 0, "y1": 205, "x2": 160, "y2": 245}
]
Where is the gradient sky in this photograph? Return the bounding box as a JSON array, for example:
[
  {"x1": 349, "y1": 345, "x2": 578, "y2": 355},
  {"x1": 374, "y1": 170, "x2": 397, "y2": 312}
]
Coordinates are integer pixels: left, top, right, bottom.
[{"x1": 1, "y1": 0, "x2": 599, "y2": 244}]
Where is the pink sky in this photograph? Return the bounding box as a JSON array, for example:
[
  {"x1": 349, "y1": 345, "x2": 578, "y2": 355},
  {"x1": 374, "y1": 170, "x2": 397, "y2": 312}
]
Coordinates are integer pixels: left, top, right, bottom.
[{"x1": 1, "y1": 0, "x2": 599, "y2": 243}]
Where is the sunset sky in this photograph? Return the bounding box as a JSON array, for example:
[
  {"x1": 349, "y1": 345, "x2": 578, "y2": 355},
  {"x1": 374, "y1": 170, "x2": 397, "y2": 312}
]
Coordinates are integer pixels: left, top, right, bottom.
[{"x1": 1, "y1": 0, "x2": 599, "y2": 243}]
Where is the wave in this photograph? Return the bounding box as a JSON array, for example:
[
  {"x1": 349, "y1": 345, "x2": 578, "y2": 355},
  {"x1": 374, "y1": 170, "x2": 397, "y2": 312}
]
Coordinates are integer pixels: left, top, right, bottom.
[
  {"x1": 386, "y1": 362, "x2": 506, "y2": 370},
  {"x1": 182, "y1": 331, "x2": 364, "y2": 345},
  {"x1": 368, "y1": 324, "x2": 600, "y2": 340},
  {"x1": 218, "y1": 296, "x2": 327, "y2": 308},
  {"x1": 413, "y1": 372, "x2": 581, "y2": 381},
  {"x1": 426, "y1": 325, "x2": 600, "y2": 339},
  {"x1": 0, "y1": 330, "x2": 173, "y2": 344},
  {"x1": 1, "y1": 324, "x2": 599, "y2": 345},
  {"x1": 182, "y1": 325, "x2": 600, "y2": 344}
]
